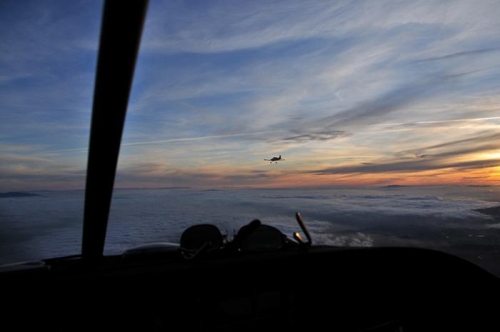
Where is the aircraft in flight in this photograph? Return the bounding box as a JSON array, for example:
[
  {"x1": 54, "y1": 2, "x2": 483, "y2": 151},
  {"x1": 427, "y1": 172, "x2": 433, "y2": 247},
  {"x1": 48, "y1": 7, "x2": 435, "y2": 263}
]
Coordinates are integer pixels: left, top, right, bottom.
[{"x1": 264, "y1": 155, "x2": 285, "y2": 163}]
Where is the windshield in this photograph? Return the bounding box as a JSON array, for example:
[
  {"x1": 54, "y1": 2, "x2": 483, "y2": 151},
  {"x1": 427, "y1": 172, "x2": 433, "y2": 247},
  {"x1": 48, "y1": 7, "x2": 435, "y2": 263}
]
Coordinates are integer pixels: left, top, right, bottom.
[
  {"x1": 0, "y1": 1, "x2": 102, "y2": 261},
  {"x1": 1, "y1": 1, "x2": 500, "y2": 276}
]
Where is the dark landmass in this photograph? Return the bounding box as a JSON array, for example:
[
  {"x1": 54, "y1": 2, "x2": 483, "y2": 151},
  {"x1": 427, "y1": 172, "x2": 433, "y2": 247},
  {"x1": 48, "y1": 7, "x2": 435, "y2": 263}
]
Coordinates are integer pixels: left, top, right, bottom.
[
  {"x1": 114, "y1": 186, "x2": 191, "y2": 190},
  {"x1": 0, "y1": 192, "x2": 41, "y2": 198},
  {"x1": 468, "y1": 185, "x2": 492, "y2": 188},
  {"x1": 473, "y1": 205, "x2": 500, "y2": 219},
  {"x1": 382, "y1": 185, "x2": 408, "y2": 188}
]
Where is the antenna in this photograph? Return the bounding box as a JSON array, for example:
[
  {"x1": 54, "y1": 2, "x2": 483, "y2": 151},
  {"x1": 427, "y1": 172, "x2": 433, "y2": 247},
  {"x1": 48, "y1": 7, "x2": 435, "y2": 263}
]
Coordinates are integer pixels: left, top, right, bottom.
[{"x1": 293, "y1": 212, "x2": 312, "y2": 247}]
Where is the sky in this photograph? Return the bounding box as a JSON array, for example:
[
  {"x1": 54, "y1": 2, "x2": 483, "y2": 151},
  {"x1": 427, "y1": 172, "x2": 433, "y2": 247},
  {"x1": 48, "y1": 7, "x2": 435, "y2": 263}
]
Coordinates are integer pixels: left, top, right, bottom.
[{"x1": 1, "y1": 0, "x2": 500, "y2": 190}]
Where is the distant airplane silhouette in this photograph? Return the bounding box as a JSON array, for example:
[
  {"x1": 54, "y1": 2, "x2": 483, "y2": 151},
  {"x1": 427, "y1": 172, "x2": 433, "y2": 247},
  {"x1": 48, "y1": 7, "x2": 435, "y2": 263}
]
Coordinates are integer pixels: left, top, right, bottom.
[{"x1": 264, "y1": 155, "x2": 285, "y2": 163}]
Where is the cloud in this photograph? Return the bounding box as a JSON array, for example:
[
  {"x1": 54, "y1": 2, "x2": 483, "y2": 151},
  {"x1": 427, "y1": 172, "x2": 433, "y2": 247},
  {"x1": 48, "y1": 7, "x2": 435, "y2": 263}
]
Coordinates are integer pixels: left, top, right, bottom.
[
  {"x1": 419, "y1": 132, "x2": 500, "y2": 151},
  {"x1": 2, "y1": 185, "x2": 498, "y2": 273},
  {"x1": 282, "y1": 131, "x2": 347, "y2": 143},
  {"x1": 313, "y1": 69, "x2": 497, "y2": 130},
  {"x1": 0, "y1": 1, "x2": 101, "y2": 68},
  {"x1": 313, "y1": 129, "x2": 500, "y2": 174},
  {"x1": 314, "y1": 232, "x2": 374, "y2": 247},
  {"x1": 390, "y1": 131, "x2": 500, "y2": 163},
  {"x1": 416, "y1": 48, "x2": 500, "y2": 62},
  {"x1": 141, "y1": 0, "x2": 500, "y2": 55},
  {"x1": 386, "y1": 116, "x2": 500, "y2": 131},
  {"x1": 114, "y1": 163, "x2": 284, "y2": 188},
  {"x1": 141, "y1": 1, "x2": 346, "y2": 54},
  {"x1": 314, "y1": 158, "x2": 500, "y2": 175},
  {"x1": 486, "y1": 224, "x2": 500, "y2": 229},
  {"x1": 121, "y1": 132, "x2": 270, "y2": 147},
  {"x1": 395, "y1": 138, "x2": 500, "y2": 162},
  {"x1": 0, "y1": 152, "x2": 86, "y2": 190}
]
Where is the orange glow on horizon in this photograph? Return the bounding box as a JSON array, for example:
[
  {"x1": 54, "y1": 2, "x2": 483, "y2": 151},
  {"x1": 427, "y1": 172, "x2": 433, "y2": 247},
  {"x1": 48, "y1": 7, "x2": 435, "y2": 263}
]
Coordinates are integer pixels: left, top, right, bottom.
[{"x1": 111, "y1": 165, "x2": 500, "y2": 190}]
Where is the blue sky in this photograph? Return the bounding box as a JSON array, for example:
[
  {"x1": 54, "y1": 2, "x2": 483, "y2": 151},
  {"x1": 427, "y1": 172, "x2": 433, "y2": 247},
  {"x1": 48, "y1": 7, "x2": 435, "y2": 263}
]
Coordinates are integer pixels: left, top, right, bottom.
[{"x1": 2, "y1": 0, "x2": 500, "y2": 190}]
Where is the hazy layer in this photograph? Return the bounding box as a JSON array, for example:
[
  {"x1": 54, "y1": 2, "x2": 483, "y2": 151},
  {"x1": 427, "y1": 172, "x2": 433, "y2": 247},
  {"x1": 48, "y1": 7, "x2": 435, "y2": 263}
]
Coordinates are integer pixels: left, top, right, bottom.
[{"x1": 0, "y1": 186, "x2": 499, "y2": 276}]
